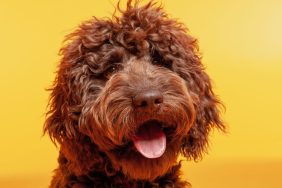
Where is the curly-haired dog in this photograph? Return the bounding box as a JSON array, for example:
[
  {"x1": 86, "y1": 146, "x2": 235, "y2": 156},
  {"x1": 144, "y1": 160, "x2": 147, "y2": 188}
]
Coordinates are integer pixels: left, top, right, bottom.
[{"x1": 44, "y1": 1, "x2": 225, "y2": 187}]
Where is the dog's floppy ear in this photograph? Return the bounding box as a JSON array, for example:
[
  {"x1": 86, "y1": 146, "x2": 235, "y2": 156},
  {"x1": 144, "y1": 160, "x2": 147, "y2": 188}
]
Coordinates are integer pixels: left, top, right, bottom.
[
  {"x1": 44, "y1": 37, "x2": 82, "y2": 143},
  {"x1": 168, "y1": 30, "x2": 226, "y2": 160},
  {"x1": 44, "y1": 18, "x2": 115, "y2": 143},
  {"x1": 182, "y1": 68, "x2": 226, "y2": 160}
]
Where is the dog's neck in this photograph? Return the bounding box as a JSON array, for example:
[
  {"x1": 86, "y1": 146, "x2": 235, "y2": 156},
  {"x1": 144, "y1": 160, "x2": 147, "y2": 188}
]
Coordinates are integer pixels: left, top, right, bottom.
[
  {"x1": 54, "y1": 157, "x2": 188, "y2": 187},
  {"x1": 93, "y1": 163, "x2": 188, "y2": 187}
]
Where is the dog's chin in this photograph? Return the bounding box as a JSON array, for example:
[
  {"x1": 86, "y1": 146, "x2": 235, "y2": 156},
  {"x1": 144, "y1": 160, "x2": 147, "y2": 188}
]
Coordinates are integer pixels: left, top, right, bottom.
[
  {"x1": 107, "y1": 120, "x2": 182, "y2": 180},
  {"x1": 122, "y1": 146, "x2": 180, "y2": 180}
]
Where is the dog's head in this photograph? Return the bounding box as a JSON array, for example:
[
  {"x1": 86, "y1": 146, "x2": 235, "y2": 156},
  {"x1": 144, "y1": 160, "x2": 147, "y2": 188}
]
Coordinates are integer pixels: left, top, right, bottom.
[{"x1": 45, "y1": 0, "x2": 225, "y2": 181}]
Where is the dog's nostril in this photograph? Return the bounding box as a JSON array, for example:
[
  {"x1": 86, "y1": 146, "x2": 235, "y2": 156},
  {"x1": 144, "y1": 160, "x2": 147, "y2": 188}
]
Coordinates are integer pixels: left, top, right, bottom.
[
  {"x1": 133, "y1": 90, "x2": 163, "y2": 111},
  {"x1": 140, "y1": 101, "x2": 148, "y2": 107},
  {"x1": 154, "y1": 97, "x2": 163, "y2": 104}
]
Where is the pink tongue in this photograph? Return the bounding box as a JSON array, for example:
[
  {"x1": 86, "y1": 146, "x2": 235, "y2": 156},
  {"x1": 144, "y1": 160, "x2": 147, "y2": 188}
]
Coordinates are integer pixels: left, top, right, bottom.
[{"x1": 133, "y1": 122, "x2": 166, "y2": 159}]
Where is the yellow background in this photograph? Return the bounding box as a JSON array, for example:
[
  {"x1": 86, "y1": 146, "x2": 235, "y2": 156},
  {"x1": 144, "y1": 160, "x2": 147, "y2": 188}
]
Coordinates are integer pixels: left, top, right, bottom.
[{"x1": 1, "y1": 0, "x2": 282, "y2": 187}]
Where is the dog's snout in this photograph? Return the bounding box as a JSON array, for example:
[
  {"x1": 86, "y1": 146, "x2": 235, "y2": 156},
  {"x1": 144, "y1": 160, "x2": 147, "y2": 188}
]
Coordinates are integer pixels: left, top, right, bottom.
[{"x1": 133, "y1": 90, "x2": 163, "y2": 111}]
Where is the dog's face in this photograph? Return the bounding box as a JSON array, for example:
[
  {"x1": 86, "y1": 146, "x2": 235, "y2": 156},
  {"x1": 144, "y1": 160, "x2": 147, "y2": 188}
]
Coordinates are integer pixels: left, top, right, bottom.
[
  {"x1": 79, "y1": 57, "x2": 195, "y2": 180},
  {"x1": 45, "y1": 1, "x2": 225, "y2": 181}
]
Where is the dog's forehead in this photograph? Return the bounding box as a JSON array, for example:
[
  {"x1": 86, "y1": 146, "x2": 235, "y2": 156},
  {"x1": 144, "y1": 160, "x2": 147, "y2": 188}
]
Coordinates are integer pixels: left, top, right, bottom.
[
  {"x1": 122, "y1": 56, "x2": 153, "y2": 71},
  {"x1": 127, "y1": 56, "x2": 151, "y2": 64}
]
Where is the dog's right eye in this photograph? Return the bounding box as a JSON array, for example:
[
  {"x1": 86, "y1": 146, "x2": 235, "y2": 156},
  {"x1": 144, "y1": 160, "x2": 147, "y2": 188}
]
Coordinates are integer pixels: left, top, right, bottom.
[
  {"x1": 108, "y1": 66, "x2": 117, "y2": 73},
  {"x1": 103, "y1": 64, "x2": 121, "y2": 78}
]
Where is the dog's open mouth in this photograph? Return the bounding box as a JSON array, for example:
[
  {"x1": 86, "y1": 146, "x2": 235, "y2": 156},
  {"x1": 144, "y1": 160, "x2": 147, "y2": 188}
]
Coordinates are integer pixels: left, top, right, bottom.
[{"x1": 132, "y1": 120, "x2": 166, "y2": 159}]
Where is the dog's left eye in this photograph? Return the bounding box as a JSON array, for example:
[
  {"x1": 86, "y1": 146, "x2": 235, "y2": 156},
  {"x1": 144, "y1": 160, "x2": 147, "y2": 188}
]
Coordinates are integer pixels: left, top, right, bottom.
[
  {"x1": 152, "y1": 59, "x2": 173, "y2": 69},
  {"x1": 151, "y1": 51, "x2": 173, "y2": 69}
]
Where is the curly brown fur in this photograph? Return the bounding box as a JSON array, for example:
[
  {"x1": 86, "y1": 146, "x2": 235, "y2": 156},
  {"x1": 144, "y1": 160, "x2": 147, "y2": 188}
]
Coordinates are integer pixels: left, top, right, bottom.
[{"x1": 44, "y1": 1, "x2": 225, "y2": 187}]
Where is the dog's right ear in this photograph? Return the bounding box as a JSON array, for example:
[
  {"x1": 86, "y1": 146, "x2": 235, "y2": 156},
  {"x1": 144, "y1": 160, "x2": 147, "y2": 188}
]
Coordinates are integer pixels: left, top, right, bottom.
[
  {"x1": 44, "y1": 36, "x2": 84, "y2": 143},
  {"x1": 44, "y1": 18, "x2": 116, "y2": 143}
]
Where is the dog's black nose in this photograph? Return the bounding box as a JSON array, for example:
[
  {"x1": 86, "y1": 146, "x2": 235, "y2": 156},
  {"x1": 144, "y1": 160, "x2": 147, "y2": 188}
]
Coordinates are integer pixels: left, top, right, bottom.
[{"x1": 133, "y1": 90, "x2": 163, "y2": 111}]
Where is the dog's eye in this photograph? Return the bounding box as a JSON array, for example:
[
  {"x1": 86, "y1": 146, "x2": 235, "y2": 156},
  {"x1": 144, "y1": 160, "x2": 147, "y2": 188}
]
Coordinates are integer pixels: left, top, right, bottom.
[
  {"x1": 152, "y1": 59, "x2": 173, "y2": 69},
  {"x1": 103, "y1": 64, "x2": 121, "y2": 78},
  {"x1": 108, "y1": 66, "x2": 117, "y2": 73},
  {"x1": 151, "y1": 51, "x2": 173, "y2": 69}
]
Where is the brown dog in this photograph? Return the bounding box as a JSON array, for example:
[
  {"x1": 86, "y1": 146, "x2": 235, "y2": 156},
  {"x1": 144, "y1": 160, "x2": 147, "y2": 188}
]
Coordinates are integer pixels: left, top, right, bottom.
[{"x1": 44, "y1": 1, "x2": 225, "y2": 187}]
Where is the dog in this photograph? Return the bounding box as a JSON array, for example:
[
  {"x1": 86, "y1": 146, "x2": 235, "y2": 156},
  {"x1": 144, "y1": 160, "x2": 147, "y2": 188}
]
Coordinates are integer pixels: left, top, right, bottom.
[{"x1": 44, "y1": 1, "x2": 225, "y2": 187}]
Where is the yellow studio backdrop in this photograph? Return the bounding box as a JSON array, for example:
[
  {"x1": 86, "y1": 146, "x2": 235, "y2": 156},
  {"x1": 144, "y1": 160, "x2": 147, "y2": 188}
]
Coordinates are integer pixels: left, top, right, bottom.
[{"x1": 0, "y1": 0, "x2": 281, "y2": 187}]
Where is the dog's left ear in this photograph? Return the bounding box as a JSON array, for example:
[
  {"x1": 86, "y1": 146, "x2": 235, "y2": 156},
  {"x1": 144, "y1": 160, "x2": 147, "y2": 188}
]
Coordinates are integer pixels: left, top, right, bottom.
[
  {"x1": 181, "y1": 69, "x2": 226, "y2": 161},
  {"x1": 169, "y1": 30, "x2": 226, "y2": 160}
]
